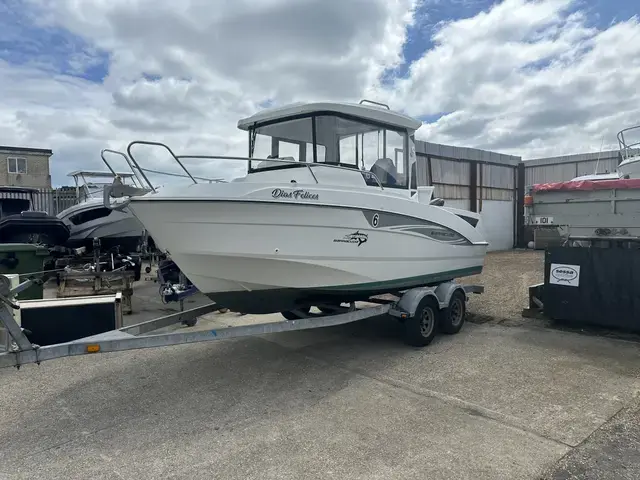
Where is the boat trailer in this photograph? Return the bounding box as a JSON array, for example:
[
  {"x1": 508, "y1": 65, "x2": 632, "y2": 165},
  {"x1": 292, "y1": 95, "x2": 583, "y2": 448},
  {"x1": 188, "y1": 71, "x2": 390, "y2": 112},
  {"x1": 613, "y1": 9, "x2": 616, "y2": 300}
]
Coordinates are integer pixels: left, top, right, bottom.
[{"x1": 0, "y1": 274, "x2": 483, "y2": 370}]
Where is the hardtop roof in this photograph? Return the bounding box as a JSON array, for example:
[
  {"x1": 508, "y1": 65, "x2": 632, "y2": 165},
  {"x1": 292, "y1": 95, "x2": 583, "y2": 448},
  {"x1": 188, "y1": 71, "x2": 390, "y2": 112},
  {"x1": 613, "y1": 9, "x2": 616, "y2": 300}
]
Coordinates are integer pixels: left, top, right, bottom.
[
  {"x1": 237, "y1": 100, "x2": 422, "y2": 132},
  {"x1": 67, "y1": 170, "x2": 135, "y2": 178}
]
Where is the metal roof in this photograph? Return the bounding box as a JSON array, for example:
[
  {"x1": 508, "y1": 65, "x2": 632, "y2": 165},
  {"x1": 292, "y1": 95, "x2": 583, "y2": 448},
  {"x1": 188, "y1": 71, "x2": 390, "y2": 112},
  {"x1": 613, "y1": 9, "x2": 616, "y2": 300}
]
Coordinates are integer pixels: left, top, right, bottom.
[
  {"x1": 523, "y1": 149, "x2": 631, "y2": 167},
  {"x1": 0, "y1": 145, "x2": 53, "y2": 155},
  {"x1": 415, "y1": 140, "x2": 521, "y2": 166}
]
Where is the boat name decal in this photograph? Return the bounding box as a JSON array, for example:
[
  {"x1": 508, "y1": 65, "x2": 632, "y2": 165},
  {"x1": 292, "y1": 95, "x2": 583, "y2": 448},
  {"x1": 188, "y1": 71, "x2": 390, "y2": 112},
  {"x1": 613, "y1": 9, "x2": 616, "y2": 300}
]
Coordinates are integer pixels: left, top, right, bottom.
[
  {"x1": 428, "y1": 229, "x2": 457, "y2": 239},
  {"x1": 271, "y1": 188, "x2": 319, "y2": 201},
  {"x1": 333, "y1": 231, "x2": 368, "y2": 247}
]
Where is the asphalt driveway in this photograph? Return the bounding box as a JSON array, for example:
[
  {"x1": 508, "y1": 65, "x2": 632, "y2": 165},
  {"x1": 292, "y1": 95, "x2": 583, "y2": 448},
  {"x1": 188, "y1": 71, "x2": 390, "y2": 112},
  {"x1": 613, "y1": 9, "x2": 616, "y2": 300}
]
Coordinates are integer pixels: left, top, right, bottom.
[{"x1": 1, "y1": 303, "x2": 639, "y2": 479}]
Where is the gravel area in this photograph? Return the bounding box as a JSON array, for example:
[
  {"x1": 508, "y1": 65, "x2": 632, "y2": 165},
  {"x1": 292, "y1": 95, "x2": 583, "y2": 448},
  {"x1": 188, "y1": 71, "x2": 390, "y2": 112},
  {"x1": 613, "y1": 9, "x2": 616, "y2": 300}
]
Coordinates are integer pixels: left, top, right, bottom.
[{"x1": 462, "y1": 249, "x2": 544, "y2": 323}]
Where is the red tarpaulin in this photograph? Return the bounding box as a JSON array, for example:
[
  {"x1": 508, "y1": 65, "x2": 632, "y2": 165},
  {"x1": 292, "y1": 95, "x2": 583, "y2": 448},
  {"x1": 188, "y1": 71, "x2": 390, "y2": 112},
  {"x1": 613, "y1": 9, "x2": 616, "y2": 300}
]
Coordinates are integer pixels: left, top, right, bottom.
[{"x1": 532, "y1": 178, "x2": 640, "y2": 192}]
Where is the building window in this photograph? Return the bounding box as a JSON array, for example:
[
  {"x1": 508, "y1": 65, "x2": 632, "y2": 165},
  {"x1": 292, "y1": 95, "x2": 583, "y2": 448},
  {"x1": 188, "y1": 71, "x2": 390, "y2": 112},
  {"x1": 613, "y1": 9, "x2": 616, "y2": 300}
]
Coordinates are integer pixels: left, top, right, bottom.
[{"x1": 7, "y1": 157, "x2": 27, "y2": 174}]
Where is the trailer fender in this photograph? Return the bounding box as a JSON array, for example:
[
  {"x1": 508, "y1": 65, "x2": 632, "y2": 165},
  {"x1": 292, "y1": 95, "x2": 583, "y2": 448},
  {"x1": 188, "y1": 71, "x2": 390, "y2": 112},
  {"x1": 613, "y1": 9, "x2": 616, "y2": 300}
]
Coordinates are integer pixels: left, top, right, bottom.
[
  {"x1": 434, "y1": 282, "x2": 468, "y2": 309},
  {"x1": 389, "y1": 283, "x2": 468, "y2": 318}
]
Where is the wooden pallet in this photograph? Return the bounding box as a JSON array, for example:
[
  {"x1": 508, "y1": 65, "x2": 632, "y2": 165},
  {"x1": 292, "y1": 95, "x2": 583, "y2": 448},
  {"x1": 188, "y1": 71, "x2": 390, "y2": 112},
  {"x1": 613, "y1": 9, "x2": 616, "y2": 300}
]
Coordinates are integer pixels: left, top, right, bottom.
[{"x1": 57, "y1": 270, "x2": 135, "y2": 314}]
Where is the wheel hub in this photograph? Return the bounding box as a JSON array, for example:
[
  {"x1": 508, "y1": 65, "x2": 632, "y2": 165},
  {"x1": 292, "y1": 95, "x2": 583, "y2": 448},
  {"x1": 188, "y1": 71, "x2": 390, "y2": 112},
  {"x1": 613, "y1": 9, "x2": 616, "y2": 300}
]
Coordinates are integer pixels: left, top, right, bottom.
[
  {"x1": 450, "y1": 299, "x2": 463, "y2": 326},
  {"x1": 420, "y1": 308, "x2": 434, "y2": 336}
]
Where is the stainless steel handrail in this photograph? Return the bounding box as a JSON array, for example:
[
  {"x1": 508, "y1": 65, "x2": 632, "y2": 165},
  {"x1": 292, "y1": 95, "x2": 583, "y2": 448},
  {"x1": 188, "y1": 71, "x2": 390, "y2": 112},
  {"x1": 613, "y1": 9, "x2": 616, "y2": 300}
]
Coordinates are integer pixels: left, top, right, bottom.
[
  {"x1": 359, "y1": 99, "x2": 390, "y2": 110},
  {"x1": 101, "y1": 149, "x2": 149, "y2": 190},
  {"x1": 127, "y1": 141, "x2": 196, "y2": 191},
  {"x1": 102, "y1": 148, "x2": 223, "y2": 189},
  {"x1": 175, "y1": 154, "x2": 385, "y2": 189},
  {"x1": 142, "y1": 164, "x2": 225, "y2": 183},
  {"x1": 617, "y1": 125, "x2": 640, "y2": 160},
  {"x1": 124, "y1": 142, "x2": 386, "y2": 190},
  {"x1": 176, "y1": 154, "x2": 321, "y2": 184}
]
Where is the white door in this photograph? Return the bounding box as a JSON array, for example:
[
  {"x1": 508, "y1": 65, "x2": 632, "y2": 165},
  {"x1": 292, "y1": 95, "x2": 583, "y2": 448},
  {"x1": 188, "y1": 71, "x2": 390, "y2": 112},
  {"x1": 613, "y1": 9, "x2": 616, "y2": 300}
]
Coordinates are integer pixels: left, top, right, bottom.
[{"x1": 478, "y1": 200, "x2": 514, "y2": 251}]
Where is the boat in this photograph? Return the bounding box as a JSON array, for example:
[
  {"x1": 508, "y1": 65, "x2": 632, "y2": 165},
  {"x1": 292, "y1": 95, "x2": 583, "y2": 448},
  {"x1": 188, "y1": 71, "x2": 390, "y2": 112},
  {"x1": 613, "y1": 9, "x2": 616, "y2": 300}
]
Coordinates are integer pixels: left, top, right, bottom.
[
  {"x1": 106, "y1": 99, "x2": 489, "y2": 314},
  {"x1": 525, "y1": 125, "x2": 640, "y2": 246},
  {"x1": 0, "y1": 186, "x2": 69, "y2": 246},
  {"x1": 571, "y1": 126, "x2": 640, "y2": 182},
  {"x1": 57, "y1": 170, "x2": 150, "y2": 253},
  {"x1": 617, "y1": 125, "x2": 640, "y2": 178}
]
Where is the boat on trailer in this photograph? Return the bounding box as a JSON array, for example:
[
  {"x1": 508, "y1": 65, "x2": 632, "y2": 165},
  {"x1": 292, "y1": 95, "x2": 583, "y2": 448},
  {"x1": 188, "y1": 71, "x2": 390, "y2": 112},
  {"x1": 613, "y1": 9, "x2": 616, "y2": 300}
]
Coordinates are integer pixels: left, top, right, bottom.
[
  {"x1": 106, "y1": 99, "x2": 489, "y2": 315},
  {"x1": 56, "y1": 170, "x2": 149, "y2": 253},
  {"x1": 525, "y1": 125, "x2": 640, "y2": 246}
]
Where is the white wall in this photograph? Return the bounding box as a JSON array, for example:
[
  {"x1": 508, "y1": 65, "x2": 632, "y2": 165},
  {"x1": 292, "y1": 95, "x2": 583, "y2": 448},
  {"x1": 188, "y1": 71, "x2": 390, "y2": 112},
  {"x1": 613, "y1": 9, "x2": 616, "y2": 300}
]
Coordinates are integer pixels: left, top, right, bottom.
[
  {"x1": 442, "y1": 198, "x2": 514, "y2": 251},
  {"x1": 477, "y1": 200, "x2": 514, "y2": 251},
  {"x1": 442, "y1": 199, "x2": 469, "y2": 210}
]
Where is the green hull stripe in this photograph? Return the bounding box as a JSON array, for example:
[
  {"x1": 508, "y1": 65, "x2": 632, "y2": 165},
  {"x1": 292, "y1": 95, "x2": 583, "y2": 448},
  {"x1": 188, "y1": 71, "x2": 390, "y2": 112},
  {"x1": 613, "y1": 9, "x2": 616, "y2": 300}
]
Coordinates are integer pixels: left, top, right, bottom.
[{"x1": 322, "y1": 266, "x2": 483, "y2": 292}]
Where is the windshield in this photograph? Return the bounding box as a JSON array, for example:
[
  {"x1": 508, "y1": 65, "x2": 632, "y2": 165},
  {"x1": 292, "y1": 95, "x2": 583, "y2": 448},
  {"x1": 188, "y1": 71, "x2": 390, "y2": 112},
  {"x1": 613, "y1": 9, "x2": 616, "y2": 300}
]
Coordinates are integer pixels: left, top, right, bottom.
[
  {"x1": 76, "y1": 175, "x2": 139, "y2": 202},
  {"x1": 248, "y1": 114, "x2": 413, "y2": 189}
]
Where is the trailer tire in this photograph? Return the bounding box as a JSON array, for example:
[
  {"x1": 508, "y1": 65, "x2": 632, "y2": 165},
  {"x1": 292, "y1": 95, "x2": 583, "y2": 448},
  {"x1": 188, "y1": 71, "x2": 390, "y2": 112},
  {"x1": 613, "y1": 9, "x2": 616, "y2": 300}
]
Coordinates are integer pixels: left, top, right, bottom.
[
  {"x1": 403, "y1": 296, "x2": 439, "y2": 347},
  {"x1": 182, "y1": 318, "x2": 198, "y2": 327},
  {"x1": 317, "y1": 303, "x2": 342, "y2": 315},
  {"x1": 440, "y1": 290, "x2": 466, "y2": 335}
]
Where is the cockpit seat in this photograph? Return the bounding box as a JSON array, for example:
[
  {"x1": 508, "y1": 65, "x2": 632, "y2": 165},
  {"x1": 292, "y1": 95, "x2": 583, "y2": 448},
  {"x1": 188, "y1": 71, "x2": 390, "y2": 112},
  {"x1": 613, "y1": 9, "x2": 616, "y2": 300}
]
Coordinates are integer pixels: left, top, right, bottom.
[{"x1": 370, "y1": 157, "x2": 398, "y2": 186}]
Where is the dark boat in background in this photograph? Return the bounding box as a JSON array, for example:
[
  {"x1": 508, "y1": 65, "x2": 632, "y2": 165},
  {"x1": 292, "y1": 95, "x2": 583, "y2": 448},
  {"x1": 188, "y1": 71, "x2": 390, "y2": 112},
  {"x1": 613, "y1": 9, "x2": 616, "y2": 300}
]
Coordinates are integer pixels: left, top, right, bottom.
[{"x1": 0, "y1": 187, "x2": 69, "y2": 246}]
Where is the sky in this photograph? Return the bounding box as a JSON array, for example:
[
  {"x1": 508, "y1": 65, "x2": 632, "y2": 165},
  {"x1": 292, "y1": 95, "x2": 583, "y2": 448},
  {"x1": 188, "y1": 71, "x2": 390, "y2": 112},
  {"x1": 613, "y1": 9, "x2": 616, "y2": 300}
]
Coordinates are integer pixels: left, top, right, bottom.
[{"x1": 1, "y1": 0, "x2": 639, "y2": 186}]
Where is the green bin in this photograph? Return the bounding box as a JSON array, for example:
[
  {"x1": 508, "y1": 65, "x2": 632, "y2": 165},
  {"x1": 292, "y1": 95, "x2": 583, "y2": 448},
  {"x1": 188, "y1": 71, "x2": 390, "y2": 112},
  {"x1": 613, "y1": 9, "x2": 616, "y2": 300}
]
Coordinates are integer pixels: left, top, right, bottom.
[{"x1": 0, "y1": 243, "x2": 51, "y2": 300}]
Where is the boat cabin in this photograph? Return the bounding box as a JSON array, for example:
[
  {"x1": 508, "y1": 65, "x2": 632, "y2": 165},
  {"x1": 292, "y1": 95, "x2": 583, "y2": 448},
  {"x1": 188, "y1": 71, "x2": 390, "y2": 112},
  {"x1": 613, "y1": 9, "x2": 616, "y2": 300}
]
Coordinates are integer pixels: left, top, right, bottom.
[
  {"x1": 69, "y1": 170, "x2": 141, "y2": 203},
  {"x1": 237, "y1": 100, "x2": 423, "y2": 190}
]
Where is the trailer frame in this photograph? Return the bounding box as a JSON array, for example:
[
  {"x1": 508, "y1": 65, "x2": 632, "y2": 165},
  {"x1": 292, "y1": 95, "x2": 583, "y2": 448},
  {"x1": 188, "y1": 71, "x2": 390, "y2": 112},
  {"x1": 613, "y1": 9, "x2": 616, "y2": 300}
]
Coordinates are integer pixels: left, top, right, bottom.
[{"x1": 0, "y1": 276, "x2": 483, "y2": 370}]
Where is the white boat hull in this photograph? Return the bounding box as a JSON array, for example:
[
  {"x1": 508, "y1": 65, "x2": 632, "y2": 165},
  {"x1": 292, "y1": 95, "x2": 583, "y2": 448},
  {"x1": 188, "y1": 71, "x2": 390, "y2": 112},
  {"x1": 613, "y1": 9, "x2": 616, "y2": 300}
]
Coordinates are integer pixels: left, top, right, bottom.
[
  {"x1": 113, "y1": 99, "x2": 490, "y2": 313},
  {"x1": 128, "y1": 195, "x2": 487, "y2": 313}
]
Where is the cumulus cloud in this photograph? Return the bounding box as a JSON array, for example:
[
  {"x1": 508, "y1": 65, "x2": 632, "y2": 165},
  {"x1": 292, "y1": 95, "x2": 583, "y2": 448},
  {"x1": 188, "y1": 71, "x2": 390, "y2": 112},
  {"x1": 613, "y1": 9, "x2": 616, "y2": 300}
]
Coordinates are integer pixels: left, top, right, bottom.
[
  {"x1": 4, "y1": 0, "x2": 415, "y2": 184},
  {"x1": 1, "y1": 0, "x2": 640, "y2": 186},
  {"x1": 393, "y1": 0, "x2": 640, "y2": 158}
]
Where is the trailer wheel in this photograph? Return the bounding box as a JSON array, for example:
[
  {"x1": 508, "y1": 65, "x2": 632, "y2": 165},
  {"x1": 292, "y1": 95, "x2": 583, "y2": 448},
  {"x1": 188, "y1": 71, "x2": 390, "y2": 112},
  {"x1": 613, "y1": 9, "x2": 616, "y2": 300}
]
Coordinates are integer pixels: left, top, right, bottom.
[
  {"x1": 317, "y1": 303, "x2": 342, "y2": 314},
  {"x1": 182, "y1": 318, "x2": 198, "y2": 327},
  {"x1": 403, "y1": 297, "x2": 439, "y2": 347},
  {"x1": 440, "y1": 290, "x2": 466, "y2": 335}
]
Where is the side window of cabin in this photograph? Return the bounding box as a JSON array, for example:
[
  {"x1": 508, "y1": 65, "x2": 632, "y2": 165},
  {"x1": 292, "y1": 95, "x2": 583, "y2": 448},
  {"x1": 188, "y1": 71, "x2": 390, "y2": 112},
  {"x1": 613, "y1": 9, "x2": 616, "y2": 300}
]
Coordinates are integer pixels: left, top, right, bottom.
[{"x1": 69, "y1": 207, "x2": 113, "y2": 225}]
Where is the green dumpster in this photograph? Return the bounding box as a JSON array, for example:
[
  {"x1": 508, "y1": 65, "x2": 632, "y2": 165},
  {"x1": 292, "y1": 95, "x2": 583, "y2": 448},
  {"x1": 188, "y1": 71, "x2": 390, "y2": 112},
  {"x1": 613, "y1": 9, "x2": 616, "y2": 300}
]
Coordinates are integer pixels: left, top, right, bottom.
[{"x1": 0, "y1": 243, "x2": 51, "y2": 300}]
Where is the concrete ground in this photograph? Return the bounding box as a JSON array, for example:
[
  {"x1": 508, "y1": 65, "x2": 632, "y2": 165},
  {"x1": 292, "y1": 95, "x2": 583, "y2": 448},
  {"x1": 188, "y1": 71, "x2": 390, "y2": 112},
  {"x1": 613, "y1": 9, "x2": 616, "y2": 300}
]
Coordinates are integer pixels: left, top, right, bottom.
[{"x1": 1, "y1": 251, "x2": 640, "y2": 479}]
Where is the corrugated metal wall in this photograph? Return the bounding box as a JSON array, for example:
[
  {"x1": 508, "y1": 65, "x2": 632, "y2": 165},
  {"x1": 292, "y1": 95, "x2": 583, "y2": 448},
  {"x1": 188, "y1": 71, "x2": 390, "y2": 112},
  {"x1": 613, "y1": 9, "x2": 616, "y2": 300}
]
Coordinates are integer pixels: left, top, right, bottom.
[
  {"x1": 414, "y1": 140, "x2": 520, "y2": 251},
  {"x1": 430, "y1": 158, "x2": 470, "y2": 204},
  {"x1": 0, "y1": 188, "x2": 77, "y2": 216},
  {"x1": 415, "y1": 150, "x2": 516, "y2": 201},
  {"x1": 523, "y1": 150, "x2": 629, "y2": 186},
  {"x1": 414, "y1": 142, "x2": 517, "y2": 202}
]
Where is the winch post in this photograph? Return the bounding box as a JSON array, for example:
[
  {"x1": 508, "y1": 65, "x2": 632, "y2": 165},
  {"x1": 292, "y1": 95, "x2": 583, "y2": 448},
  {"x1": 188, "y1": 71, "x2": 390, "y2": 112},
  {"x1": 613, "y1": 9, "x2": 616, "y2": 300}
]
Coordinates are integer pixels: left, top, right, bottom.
[{"x1": 0, "y1": 276, "x2": 37, "y2": 355}]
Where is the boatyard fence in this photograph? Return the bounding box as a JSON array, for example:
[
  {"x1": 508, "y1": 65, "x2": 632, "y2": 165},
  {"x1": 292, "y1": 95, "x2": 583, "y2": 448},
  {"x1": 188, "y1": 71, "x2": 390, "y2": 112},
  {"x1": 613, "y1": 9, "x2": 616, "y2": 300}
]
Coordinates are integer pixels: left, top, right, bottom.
[{"x1": 0, "y1": 187, "x2": 77, "y2": 216}]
